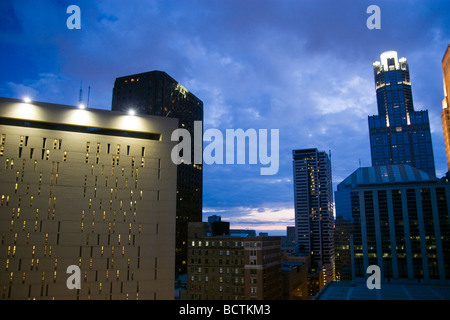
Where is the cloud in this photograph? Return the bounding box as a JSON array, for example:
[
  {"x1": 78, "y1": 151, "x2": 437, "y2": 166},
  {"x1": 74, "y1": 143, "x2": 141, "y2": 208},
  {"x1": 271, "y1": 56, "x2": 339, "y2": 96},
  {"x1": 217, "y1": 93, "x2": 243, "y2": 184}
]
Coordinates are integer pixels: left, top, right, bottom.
[
  {"x1": 1, "y1": 0, "x2": 449, "y2": 230},
  {"x1": 2, "y1": 73, "x2": 72, "y2": 103},
  {"x1": 310, "y1": 75, "x2": 375, "y2": 117},
  {"x1": 203, "y1": 202, "x2": 295, "y2": 235}
]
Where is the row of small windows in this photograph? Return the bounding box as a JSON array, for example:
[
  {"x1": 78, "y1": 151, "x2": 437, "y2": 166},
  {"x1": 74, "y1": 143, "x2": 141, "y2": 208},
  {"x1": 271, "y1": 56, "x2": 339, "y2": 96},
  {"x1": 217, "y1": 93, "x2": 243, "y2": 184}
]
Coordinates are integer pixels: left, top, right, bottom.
[
  {"x1": 87, "y1": 142, "x2": 146, "y2": 157},
  {"x1": 1, "y1": 283, "x2": 142, "y2": 300},
  {"x1": 2, "y1": 150, "x2": 148, "y2": 167},
  {"x1": 191, "y1": 241, "x2": 244, "y2": 248},
  {"x1": 2, "y1": 270, "x2": 143, "y2": 299},
  {"x1": 190, "y1": 275, "x2": 245, "y2": 284},
  {"x1": 0, "y1": 134, "x2": 150, "y2": 163}
]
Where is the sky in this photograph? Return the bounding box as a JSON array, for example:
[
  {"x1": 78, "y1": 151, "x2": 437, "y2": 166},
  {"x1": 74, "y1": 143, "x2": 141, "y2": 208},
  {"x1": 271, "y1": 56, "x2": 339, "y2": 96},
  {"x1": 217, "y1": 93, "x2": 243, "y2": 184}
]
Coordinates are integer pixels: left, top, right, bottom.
[{"x1": 1, "y1": 0, "x2": 450, "y2": 236}]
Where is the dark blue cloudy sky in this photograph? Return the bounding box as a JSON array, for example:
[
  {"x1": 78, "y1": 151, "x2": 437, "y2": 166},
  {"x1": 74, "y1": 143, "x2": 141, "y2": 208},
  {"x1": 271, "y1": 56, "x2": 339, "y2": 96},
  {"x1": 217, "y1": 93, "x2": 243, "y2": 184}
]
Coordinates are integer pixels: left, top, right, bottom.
[{"x1": 1, "y1": 0, "x2": 449, "y2": 235}]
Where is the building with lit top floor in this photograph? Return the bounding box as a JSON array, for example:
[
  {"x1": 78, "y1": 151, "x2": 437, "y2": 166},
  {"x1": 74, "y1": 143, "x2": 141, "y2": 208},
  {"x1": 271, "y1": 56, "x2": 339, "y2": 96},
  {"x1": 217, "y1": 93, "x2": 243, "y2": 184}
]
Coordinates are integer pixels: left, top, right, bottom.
[
  {"x1": 369, "y1": 51, "x2": 435, "y2": 176},
  {"x1": 0, "y1": 97, "x2": 178, "y2": 299}
]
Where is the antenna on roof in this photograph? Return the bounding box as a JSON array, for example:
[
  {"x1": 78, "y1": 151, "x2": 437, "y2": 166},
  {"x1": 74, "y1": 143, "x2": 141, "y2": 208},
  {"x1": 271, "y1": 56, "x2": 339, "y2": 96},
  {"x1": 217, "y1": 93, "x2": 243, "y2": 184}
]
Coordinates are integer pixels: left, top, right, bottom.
[
  {"x1": 79, "y1": 80, "x2": 83, "y2": 104},
  {"x1": 359, "y1": 158, "x2": 362, "y2": 168},
  {"x1": 87, "y1": 86, "x2": 91, "y2": 108}
]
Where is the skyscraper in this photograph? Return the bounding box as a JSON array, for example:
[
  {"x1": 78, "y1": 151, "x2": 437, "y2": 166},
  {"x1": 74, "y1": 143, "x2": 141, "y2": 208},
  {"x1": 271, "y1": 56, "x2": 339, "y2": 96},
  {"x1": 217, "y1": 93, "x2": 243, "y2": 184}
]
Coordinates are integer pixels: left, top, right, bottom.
[
  {"x1": 111, "y1": 71, "x2": 203, "y2": 275},
  {"x1": 441, "y1": 45, "x2": 450, "y2": 172},
  {"x1": 292, "y1": 149, "x2": 335, "y2": 286},
  {"x1": 369, "y1": 51, "x2": 436, "y2": 176},
  {"x1": 0, "y1": 97, "x2": 178, "y2": 299}
]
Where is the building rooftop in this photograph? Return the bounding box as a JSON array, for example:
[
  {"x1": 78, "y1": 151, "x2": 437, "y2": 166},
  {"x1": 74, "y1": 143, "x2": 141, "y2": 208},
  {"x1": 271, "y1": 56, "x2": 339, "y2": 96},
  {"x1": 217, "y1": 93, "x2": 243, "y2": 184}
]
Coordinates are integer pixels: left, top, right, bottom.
[
  {"x1": 337, "y1": 165, "x2": 437, "y2": 190},
  {"x1": 0, "y1": 97, "x2": 178, "y2": 142},
  {"x1": 315, "y1": 280, "x2": 450, "y2": 300},
  {"x1": 281, "y1": 262, "x2": 305, "y2": 271}
]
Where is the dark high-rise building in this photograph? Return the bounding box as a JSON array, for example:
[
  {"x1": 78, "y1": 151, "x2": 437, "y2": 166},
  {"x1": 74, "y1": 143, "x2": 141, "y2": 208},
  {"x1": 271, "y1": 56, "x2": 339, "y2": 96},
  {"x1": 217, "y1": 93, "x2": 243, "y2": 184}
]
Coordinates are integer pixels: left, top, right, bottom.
[
  {"x1": 369, "y1": 51, "x2": 436, "y2": 176},
  {"x1": 111, "y1": 71, "x2": 203, "y2": 275},
  {"x1": 292, "y1": 148, "x2": 335, "y2": 288}
]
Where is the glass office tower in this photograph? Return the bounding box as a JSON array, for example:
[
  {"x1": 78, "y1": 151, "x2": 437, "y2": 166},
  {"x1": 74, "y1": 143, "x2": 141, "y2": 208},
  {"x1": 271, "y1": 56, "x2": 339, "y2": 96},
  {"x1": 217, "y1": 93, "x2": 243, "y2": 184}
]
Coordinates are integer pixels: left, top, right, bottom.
[{"x1": 368, "y1": 51, "x2": 436, "y2": 176}]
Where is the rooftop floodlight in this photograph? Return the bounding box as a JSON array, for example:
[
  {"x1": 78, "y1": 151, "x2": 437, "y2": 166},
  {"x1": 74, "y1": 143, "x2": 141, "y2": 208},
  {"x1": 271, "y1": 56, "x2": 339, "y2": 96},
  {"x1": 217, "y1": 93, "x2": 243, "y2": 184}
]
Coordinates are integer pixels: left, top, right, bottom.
[
  {"x1": 128, "y1": 109, "x2": 136, "y2": 116},
  {"x1": 23, "y1": 97, "x2": 32, "y2": 103},
  {"x1": 79, "y1": 103, "x2": 86, "y2": 109}
]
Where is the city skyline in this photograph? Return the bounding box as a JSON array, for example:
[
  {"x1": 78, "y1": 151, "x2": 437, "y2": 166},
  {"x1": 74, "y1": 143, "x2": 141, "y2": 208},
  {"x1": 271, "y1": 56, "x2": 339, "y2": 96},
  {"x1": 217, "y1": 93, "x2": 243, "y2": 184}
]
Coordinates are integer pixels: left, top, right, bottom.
[{"x1": 1, "y1": 1, "x2": 450, "y2": 235}]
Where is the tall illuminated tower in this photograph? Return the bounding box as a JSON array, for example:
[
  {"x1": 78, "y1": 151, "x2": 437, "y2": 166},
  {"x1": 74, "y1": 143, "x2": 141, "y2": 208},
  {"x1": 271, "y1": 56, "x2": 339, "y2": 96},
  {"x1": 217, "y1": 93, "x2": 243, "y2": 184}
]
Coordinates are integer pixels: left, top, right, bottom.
[
  {"x1": 292, "y1": 148, "x2": 335, "y2": 289},
  {"x1": 369, "y1": 51, "x2": 436, "y2": 176},
  {"x1": 441, "y1": 45, "x2": 450, "y2": 172}
]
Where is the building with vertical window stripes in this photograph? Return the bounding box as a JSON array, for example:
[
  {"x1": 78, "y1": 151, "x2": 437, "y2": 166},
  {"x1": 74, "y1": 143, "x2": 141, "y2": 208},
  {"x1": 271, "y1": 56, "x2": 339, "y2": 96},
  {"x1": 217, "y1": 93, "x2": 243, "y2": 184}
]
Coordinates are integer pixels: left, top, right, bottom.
[
  {"x1": 0, "y1": 97, "x2": 178, "y2": 299},
  {"x1": 335, "y1": 165, "x2": 450, "y2": 283},
  {"x1": 292, "y1": 148, "x2": 335, "y2": 291}
]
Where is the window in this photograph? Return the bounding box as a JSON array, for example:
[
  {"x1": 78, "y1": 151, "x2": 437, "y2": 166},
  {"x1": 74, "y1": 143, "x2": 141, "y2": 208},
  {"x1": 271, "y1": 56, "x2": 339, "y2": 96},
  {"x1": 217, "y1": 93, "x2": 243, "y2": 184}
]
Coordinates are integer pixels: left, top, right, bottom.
[{"x1": 158, "y1": 159, "x2": 161, "y2": 179}]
